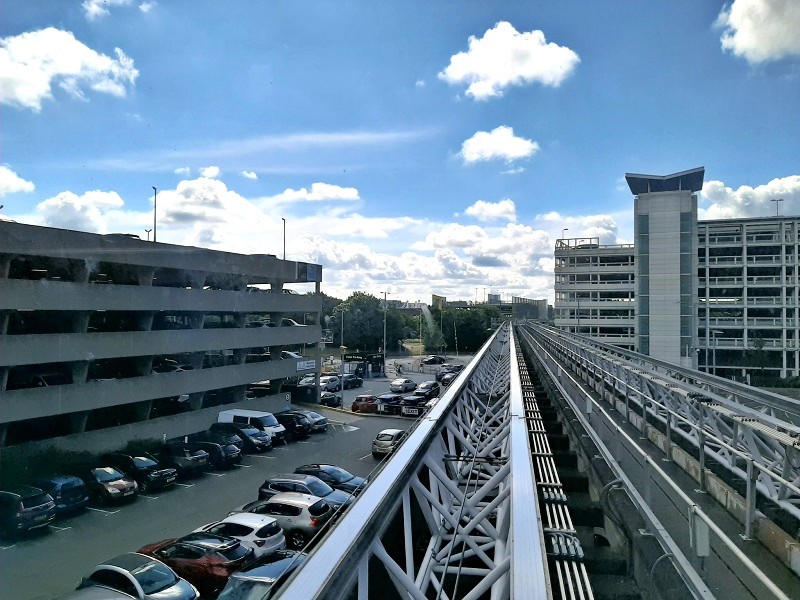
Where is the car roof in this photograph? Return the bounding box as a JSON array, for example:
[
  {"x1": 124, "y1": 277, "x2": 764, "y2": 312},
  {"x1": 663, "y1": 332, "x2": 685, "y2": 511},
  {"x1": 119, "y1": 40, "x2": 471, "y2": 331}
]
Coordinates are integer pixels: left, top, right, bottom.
[
  {"x1": 219, "y1": 512, "x2": 276, "y2": 527},
  {"x1": 269, "y1": 473, "x2": 315, "y2": 483},
  {"x1": 179, "y1": 532, "x2": 239, "y2": 549},
  {"x1": 379, "y1": 428, "x2": 404, "y2": 436},
  {"x1": 418, "y1": 381, "x2": 437, "y2": 387},
  {"x1": 232, "y1": 550, "x2": 306, "y2": 581},
  {"x1": 1, "y1": 485, "x2": 46, "y2": 497},
  {"x1": 266, "y1": 492, "x2": 324, "y2": 506},
  {"x1": 100, "y1": 552, "x2": 158, "y2": 571},
  {"x1": 55, "y1": 586, "x2": 136, "y2": 599}
]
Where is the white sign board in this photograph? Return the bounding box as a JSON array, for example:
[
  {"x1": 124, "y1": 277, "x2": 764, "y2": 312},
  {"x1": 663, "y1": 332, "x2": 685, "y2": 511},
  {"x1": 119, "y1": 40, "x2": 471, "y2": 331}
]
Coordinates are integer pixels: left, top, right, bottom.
[{"x1": 297, "y1": 360, "x2": 316, "y2": 371}]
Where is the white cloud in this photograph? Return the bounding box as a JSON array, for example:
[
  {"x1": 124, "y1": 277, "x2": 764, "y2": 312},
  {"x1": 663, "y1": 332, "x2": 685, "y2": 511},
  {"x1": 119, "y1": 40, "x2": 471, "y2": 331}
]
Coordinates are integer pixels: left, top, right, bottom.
[
  {"x1": 83, "y1": 0, "x2": 133, "y2": 20},
  {"x1": 717, "y1": 0, "x2": 800, "y2": 64},
  {"x1": 536, "y1": 211, "x2": 621, "y2": 245},
  {"x1": 460, "y1": 126, "x2": 539, "y2": 164},
  {"x1": 700, "y1": 175, "x2": 800, "y2": 219},
  {"x1": 36, "y1": 190, "x2": 125, "y2": 233},
  {"x1": 439, "y1": 21, "x2": 580, "y2": 100},
  {"x1": 501, "y1": 167, "x2": 525, "y2": 175},
  {"x1": 139, "y1": 1, "x2": 156, "y2": 13},
  {"x1": 415, "y1": 79, "x2": 426, "y2": 88},
  {"x1": 241, "y1": 170, "x2": 258, "y2": 180},
  {"x1": 0, "y1": 27, "x2": 138, "y2": 111},
  {"x1": 464, "y1": 199, "x2": 517, "y2": 222},
  {"x1": 264, "y1": 182, "x2": 360, "y2": 203},
  {"x1": 173, "y1": 166, "x2": 190, "y2": 175},
  {"x1": 414, "y1": 223, "x2": 488, "y2": 251},
  {"x1": 200, "y1": 165, "x2": 220, "y2": 178},
  {"x1": 0, "y1": 165, "x2": 35, "y2": 196}
]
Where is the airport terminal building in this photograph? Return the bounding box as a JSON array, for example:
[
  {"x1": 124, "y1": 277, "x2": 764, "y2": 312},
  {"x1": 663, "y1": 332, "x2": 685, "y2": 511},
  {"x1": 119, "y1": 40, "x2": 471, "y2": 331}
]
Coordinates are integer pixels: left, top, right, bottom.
[
  {"x1": 555, "y1": 167, "x2": 800, "y2": 380},
  {"x1": 0, "y1": 221, "x2": 323, "y2": 451}
]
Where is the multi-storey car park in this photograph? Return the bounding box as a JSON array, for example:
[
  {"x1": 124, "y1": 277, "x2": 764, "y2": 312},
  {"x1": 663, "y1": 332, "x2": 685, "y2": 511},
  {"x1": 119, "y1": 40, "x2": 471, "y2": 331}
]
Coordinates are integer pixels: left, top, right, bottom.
[
  {"x1": 555, "y1": 167, "x2": 800, "y2": 383},
  {"x1": 0, "y1": 220, "x2": 322, "y2": 458}
]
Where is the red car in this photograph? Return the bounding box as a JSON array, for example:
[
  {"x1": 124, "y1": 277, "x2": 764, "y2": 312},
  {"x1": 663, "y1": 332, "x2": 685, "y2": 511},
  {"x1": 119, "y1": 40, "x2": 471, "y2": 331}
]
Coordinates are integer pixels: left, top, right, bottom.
[
  {"x1": 139, "y1": 532, "x2": 254, "y2": 598},
  {"x1": 351, "y1": 394, "x2": 378, "y2": 413}
]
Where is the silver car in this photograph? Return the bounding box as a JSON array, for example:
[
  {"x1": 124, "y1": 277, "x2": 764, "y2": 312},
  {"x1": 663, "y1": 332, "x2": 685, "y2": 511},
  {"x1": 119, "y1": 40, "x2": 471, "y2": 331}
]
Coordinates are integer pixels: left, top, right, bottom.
[
  {"x1": 230, "y1": 492, "x2": 333, "y2": 549},
  {"x1": 75, "y1": 552, "x2": 199, "y2": 599},
  {"x1": 390, "y1": 378, "x2": 416, "y2": 393},
  {"x1": 372, "y1": 428, "x2": 405, "y2": 459}
]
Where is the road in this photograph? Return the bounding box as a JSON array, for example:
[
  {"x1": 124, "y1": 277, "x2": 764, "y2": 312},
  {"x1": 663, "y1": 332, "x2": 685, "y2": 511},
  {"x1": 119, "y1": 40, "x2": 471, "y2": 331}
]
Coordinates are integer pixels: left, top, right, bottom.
[{"x1": 0, "y1": 364, "x2": 458, "y2": 600}]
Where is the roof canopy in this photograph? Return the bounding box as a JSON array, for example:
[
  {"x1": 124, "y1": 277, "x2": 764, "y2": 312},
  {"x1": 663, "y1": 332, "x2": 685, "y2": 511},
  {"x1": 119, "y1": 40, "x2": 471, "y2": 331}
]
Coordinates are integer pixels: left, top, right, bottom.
[{"x1": 625, "y1": 166, "x2": 705, "y2": 195}]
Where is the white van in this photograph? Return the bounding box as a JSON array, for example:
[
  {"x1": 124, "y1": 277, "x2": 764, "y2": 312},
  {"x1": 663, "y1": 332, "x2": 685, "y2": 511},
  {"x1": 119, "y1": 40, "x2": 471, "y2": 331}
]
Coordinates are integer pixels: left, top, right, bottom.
[{"x1": 218, "y1": 410, "x2": 287, "y2": 445}]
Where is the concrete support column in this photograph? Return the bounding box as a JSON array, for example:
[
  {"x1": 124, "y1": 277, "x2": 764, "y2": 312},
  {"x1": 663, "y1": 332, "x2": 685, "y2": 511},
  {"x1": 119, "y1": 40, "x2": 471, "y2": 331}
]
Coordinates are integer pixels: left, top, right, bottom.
[
  {"x1": 133, "y1": 400, "x2": 152, "y2": 422},
  {"x1": 187, "y1": 270, "x2": 207, "y2": 289},
  {"x1": 72, "y1": 311, "x2": 91, "y2": 333},
  {"x1": 72, "y1": 260, "x2": 90, "y2": 284},
  {"x1": 234, "y1": 313, "x2": 246, "y2": 328},
  {"x1": 0, "y1": 311, "x2": 9, "y2": 335},
  {"x1": 0, "y1": 366, "x2": 8, "y2": 391},
  {"x1": 135, "y1": 356, "x2": 154, "y2": 376},
  {"x1": 70, "y1": 361, "x2": 89, "y2": 384},
  {"x1": 137, "y1": 267, "x2": 155, "y2": 286},
  {"x1": 188, "y1": 352, "x2": 204, "y2": 370},
  {"x1": 231, "y1": 385, "x2": 246, "y2": 403},
  {"x1": 137, "y1": 312, "x2": 155, "y2": 331},
  {"x1": 69, "y1": 411, "x2": 89, "y2": 434},
  {"x1": 188, "y1": 313, "x2": 205, "y2": 329},
  {"x1": 0, "y1": 423, "x2": 8, "y2": 446},
  {"x1": 0, "y1": 254, "x2": 10, "y2": 278},
  {"x1": 187, "y1": 392, "x2": 203, "y2": 411},
  {"x1": 233, "y1": 348, "x2": 246, "y2": 365}
]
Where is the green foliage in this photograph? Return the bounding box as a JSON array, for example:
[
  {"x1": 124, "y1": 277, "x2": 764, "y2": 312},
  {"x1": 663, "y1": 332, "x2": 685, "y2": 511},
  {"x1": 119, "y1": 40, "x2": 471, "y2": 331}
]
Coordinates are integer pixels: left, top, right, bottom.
[
  {"x1": 432, "y1": 306, "x2": 501, "y2": 352},
  {"x1": 330, "y1": 292, "x2": 405, "y2": 354}
]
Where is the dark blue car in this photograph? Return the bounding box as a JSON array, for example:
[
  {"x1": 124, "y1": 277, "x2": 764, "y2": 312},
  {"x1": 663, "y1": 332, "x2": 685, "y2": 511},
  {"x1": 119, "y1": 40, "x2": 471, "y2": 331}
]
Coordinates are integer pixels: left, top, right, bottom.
[{"x1": 32, "y1": 475, "x2": 89, "y2": 516}]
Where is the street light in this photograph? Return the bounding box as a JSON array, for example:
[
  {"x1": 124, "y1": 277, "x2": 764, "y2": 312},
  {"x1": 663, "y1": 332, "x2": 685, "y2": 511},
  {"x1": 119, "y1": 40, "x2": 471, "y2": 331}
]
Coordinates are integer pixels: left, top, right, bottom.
[
  {"x1": 281, "y1": 218, "x2": 286, "y2": 260},
  {"x1": 152, "y1": 187, "x2": 157, "y2": 242},
  {"x1": 562, "y1": 227, "x2": 569, "y2": 239},
  {"x1": 382, "y1": 291, "x2": 390, "y2": 362},
  {"x1": 144, "y1": 228, "x2": 152, "y2": 241},
  {"x1": 771, "y1": 198, "x2": 784, "y2": 217}
]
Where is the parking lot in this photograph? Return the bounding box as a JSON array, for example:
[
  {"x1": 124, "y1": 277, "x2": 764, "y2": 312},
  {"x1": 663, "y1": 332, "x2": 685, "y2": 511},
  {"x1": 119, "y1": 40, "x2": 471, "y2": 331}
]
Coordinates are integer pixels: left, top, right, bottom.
[{"x1": 0, "y1": 362, "x2": 457, "y2": 600}]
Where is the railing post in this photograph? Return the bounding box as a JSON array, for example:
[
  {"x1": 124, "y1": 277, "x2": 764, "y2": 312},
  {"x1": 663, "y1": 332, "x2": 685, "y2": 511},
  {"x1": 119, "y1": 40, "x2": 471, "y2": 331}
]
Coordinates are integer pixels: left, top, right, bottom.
[
  {"x1": 742, "y1": 458, "x2": 758, "y2": 541},
  {"x1": 664, "y1": 409, "x2": 673, "y2": 463},
  {"x1": 696, "y1": 402, "x2": 707, "y2": 493}
]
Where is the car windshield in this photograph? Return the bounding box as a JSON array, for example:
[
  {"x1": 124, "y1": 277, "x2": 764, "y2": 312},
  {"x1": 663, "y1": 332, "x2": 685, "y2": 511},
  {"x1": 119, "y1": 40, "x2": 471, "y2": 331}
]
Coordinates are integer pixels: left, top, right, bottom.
[
  {"x1": 376, "y1": 433, "x2": 396, "y2": 442},
  {"x1": 260, "y1": 415, "x2": 279, "y2": 427},
  {"x1": 219, "y1": 543, "x2": 251, "y2": 562},
  {"x1": 131, "y1": 560, "x2": 179, "y2": 594},
  {"x1": 308, "y1": 500, "x2": 331, "y2": 516},
  {"x1": 240, "y1": 427, "x2": 261, "y2": 436},
  {"x1": 306, "y1": 479, "x2": 334, "y2": 497},
  {"x1": 132, "y1": 456, "x2": 158, "y2": 469},
  {"x1": 305, "y1": 411, "x2": 322, "y2": 420},
  {"x1": 21, "y1": 493, "x2": 51, "y2": 508},
  {"x1": 92, "y1": 467, "x2": 124, "y2": 482},
  {"x1": 218, "y1": 579, "x2": 275, "y2": 600},
  {"x1": 324, "y1": 466, "x2": 353, "y2": 483}
]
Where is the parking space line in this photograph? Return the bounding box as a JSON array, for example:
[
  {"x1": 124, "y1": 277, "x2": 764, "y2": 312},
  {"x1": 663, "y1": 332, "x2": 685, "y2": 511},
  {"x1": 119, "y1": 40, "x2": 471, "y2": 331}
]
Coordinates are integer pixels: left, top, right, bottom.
[
  {"x1": 247, "y1": 454, "x2": 276, "y2": 459},
  {"x1": 139, "y1": 494, "x2": 159, "y2": 500},
  {"x1": 174, "y1": 483, "x2": 195, "y2": 488},
  {"x1": 50, "y1": 525, "x2": 71, "y2": 532},
  {"x1": 235, "y1": 464, "x2": 251, "y2": 468},
  {"x1": 87, "y1": 507, "x2": 120, "y2": 515},
  {"x1": 207, "y1": 472, "x2": 226, "y2": 477},
  {"x1": 358, "y1": 453, "x2": 373, "y2": 460},
  {"x1": 0, "y1": 543, "x2": 16, "y2": 550}
]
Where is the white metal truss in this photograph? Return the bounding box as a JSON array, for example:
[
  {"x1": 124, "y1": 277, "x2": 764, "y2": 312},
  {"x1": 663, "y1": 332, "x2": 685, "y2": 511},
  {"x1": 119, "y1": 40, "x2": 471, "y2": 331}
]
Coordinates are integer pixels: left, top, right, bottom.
[
  {"x1": 275, "y1": 325, "x2": 552, "y2": 599},
  {"x1": 524, "y1": 324, "x2": 800, "y2": 538}
]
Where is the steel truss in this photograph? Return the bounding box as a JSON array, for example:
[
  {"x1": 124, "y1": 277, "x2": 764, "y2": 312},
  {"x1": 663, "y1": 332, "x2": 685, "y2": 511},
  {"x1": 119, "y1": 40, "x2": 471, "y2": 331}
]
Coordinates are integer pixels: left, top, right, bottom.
[
  {"x1": 524, "y1": 324, "x2": 800, "y2": 537},
  {"x1": 276, "y1": 325, "x2": 552, "y2": 599}
]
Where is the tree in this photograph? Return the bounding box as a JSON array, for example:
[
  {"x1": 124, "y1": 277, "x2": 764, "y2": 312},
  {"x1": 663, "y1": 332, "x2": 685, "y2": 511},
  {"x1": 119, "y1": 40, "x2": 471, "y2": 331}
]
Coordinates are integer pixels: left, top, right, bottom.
[{"x1": 331, "y1": 292, "x2": 405, "y2": 355}]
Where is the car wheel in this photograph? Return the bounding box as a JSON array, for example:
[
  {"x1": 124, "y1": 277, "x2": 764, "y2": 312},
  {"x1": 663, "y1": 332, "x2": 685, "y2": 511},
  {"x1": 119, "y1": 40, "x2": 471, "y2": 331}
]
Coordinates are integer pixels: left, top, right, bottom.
[{"x1": 288, "y1": 530, "x2": 307, "y2": 549}]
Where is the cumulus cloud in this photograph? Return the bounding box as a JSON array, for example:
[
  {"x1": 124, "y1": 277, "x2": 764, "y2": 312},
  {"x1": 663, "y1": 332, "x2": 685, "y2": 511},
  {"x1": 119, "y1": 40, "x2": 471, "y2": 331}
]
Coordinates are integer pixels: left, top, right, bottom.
[
  {"x1": 460, "y1": 126, "x2": 539, "y2": 164},
  {"x1": 415, "y1": 223, "x2": 489, "y2": 251},
  {"x1": 464, "y1": 199, "x2": 517, "y2": 222},
  {"x1": 83, "y1": 0, "x2": 133, "y2": 20},
  {"x1": 174, "y1": 167, "x2": 190, "y2": 175},
  {"x1": 0, "y1": 27, "x2": 138, "y2": 111},
  {"x1": 439, "y1": 21, "x2": 580, "y2": 100},
  {"x1": 241, "y1": 170, "x2": 258, "y2": 180},
  {"x1": 700, "y1": 175, "x2": 800, "y2": 219},
  {"x1": 717, "y1": 0, "x2": 800, "y2": 64},
  {"x1": 264, "y1": 182, "x2": 360, "y2": 203},
  {"x1": 158, "y1": 177, "x2": 262, "y2": 226},
  {"x1": 0, "y1": 165, "x2": 35, "y2": 196},
  {"x1": 139, "y1": 1, "x2": 156, "y2": 13},
  {"x1": 36, "y1": 190, "x2": 125, "y2": 233},
  {"x1": 199, "y1": 165, "x2": 220, "y2": 178},
  {"x1": 415, "y1": 79, "x2": 426, "y2": 88},
  {"x1": 538, "y1": 211, "x2": 621, "y2": 245}
]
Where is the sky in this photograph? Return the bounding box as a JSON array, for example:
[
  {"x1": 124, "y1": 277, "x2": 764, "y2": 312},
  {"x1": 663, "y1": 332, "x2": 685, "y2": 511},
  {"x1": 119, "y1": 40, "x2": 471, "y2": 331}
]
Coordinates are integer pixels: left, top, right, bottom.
[{"x1": 1, "y1": 1, "x2": 799, "y2": 303}]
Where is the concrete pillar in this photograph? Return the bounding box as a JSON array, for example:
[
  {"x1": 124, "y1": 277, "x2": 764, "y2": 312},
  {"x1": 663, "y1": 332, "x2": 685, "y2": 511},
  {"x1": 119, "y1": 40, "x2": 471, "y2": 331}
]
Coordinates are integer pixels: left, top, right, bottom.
[
  {"x1": 135, "y1": 356, "x2": 154, "y2": 376},
  {"x1": 187, "y1": 270, "x2": 207, "y2": 289},
  {"x1": 72, "y1": 260, "x2": 90, "y2": 284},
  {"x1": 72, "y1": 311, "x2": 91, "y2": 333},
  {"x1": 133, "y1": 400, "x2": 152, "y2": 422},
  {"x1": 233, "y1": 348, "x2": 246, "y2": 365},
  {"x1": 0, "y1": 366, "x2": 8, "y2": 391},
  {"x1": 234, "y1": 313, "x2": 246, "y2": 328},
  {"x1": 188, "y1": 352, "x2": 204, "y2": 370},
  {"x1": 188, "y1": 313, "x2": 205, "y2": 329},
  {"x1": 0, "y1": 254, "x2": 10, "y2": 278},
  {"x1": 0, "y1": 423, "x2": 7, "y2": 446},
  {"x1": 137, "y1": 267, "x2": 155, "y2": 286},
  {"x1": 0, "y1": 311, "x2": 9, "y2": 335},
  {"x1": 70, "y1": 361, "x2": 89, "y2": 384},
  {"x1": 137, "y1": 312, "x2": 155, "y2": 331},
  {"x1": 69, "y1": 411, "x2": 89, "y2": 434},
  {"x1": 187, "y1": 392, "x2": 203, "y2": 411}
]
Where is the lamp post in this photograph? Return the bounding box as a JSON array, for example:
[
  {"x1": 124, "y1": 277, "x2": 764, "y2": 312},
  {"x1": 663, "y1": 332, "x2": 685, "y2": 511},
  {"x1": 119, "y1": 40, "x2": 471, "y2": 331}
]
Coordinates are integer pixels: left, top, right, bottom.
[
  {"x1": 145, "y1": 228, "x2": 152, "y2": 241},
  {"x1": 281, "y1": 218, "x2": 286, "y2": 260},
  {"x1": 562, "y1": 227, "x2": 569, "y2": 239},
  {"x1": 771, "y1": 198, "x2": 784, "y2": 217},
  {"x1": 382, "y1": 292, "x2": 389, "y2": 361},
  {"x1": 152, "y1": 187, "x2": 157, "y2": 242},
  {"x1": 711, "y1": 330, "x2": 723, "y2": 376}
]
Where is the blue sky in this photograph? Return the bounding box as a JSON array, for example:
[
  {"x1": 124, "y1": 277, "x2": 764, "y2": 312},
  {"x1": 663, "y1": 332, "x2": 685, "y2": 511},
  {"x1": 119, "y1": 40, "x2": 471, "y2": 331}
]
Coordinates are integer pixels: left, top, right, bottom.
[{"x1": 2, "y1": 1, "x2": 799, "y2": 302}]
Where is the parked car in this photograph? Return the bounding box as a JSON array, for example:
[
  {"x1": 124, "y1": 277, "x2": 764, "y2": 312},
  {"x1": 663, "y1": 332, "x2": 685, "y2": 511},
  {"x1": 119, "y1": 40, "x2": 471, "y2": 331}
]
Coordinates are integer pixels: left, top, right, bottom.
[
  {"x1": 413, "y1": 380, "x2": 440, "y2": 400},
  {"x1": 293, "y1": 464, "x2": 367, "y2": 496},
  {"x1": 319, "y1": 391, "x2": 342, "y2": 408},
  {"x1": 193, "y1": 513, "x2": 285, "y2": 559},
  {"x1": 440, "y1": 372, "x2": 458, "y2": 386},
  {"x1": 257, "y1": 474, "x2": 354, "y2": 511},
  {"x1": 217, "y1": 409, "x2": 287, "y2": 445},
  {"x1": 208, "y1": 422, "x2": 273, "y2": 453},
  {"x1": 297, "y1": 375, "x2": 316, "y2": 388},
  {"x1": 54, "y1": 586, "x2": 138, "y2": 599},
  {"x1": 68, "y1": 465, "x2": 138, "y2": 505},
  {"x1": 230, "y1": 493, "x2": 333, "y2": 550},
  {"x1": 101, "y1": 453, "x2": 177, "y2": 493},
  {"x1": 292, "y1": 409, "x2": 328, "y2": 432},
  {"x1": 197, "y1": 429, "x2": 244, "y2": 452},
  {"x1": 185, "y1": 440, "x2": 241, "y2": 470},
  {"x1": 281, "y1": 351, "x2": 304, "y2": 359},
  {"x1": 138, "y1": 533, "x2": 254, "y2": 598},
  {"x1": 342, "y1": 374, "x2": 363, "y2": 389},
  {"x1": 217, "y1": 550, "x2": 306, "y2": 600},
  {"x1": 273, "y1": 411, "x2": 312, "y2": 440},
  {"x1": 436, "y1": 364, "x2": 464, "y2": 382},
  {"x1": 32, "y1": 474, "x2": 89, "y2": 516},
  {"x1": 0, "y1": 485, "x2": 55, "y2": 536},
  {"x1": 399, "y1": 395, "x2": 428, "y2": 417},
  {"x1": 75, "y1": 552, "x2": 199, "y2": 600},
  {"x1": 389, "y1": 378, "x2": 417, "y2": 393},
  {"x1": 318, "y1": 376, "x2": 341, "y2": 392},
  {"x1": 421, "y1": 355, "x2": 445, "y2": 365},
  {"x1": 153, "y1": 443, "x2": 209, "y2": 478},
  {"x1": 375, "y1": 393, "x2": 404, "y2": 415},
  {"x1": 372, "y1": 429, "x2": 405, "y2": 459},
  {"x1": 280, "y1": 318, "x2": 307, "y2": 327},
  {"x1": 351, "y1": 394, "x2": 378, "y2": 413}
]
